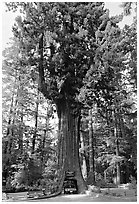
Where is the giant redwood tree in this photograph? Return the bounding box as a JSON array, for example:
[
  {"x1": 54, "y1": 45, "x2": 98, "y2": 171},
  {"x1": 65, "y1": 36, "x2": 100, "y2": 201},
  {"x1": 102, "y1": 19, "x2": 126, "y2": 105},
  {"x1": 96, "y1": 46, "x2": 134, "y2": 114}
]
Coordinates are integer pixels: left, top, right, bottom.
[{"x1": 6, "y1": 2, "x2": 123, "y2": 192}]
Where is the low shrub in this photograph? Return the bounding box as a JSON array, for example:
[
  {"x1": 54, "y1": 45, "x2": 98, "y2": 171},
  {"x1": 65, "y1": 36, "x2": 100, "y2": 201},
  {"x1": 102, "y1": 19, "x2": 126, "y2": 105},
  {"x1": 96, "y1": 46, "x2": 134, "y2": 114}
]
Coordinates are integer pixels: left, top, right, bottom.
[
  {"x1": 95, "y1": 173, "x2": 117, "y2": 188},
  {"x1": 88, "y1": 185, "x2": 101, "y2": 193},
  {"x1": 96, "y1": 180, "x2": 117, "y2": 188},
  {"x1": 130, "y1": 176, "x2": 137, "y2": 189}
]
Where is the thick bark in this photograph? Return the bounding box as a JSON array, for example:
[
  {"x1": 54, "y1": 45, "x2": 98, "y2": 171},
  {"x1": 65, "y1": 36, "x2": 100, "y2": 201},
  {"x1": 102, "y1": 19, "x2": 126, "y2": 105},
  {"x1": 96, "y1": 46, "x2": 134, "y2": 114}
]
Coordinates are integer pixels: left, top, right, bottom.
[
  {"x1": 37, "y1": 28, "x2": 86, "y2": 193},
  {"x1": 57, "y1": 113, "x2": 65, "y2": 168},
  {"x1": 56, "y1": 98, "x2": 86, "y2": 193}
]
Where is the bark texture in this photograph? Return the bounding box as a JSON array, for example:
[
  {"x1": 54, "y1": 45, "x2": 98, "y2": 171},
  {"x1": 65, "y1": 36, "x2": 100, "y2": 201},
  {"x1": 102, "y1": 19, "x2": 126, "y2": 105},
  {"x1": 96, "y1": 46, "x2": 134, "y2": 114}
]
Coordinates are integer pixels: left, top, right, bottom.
[
  {"x1": 56, "y1": 97, "x2": 86, "y2": 193},
  {"x1": 38, "y1": 33, "x2": 86, "y2": 193}
]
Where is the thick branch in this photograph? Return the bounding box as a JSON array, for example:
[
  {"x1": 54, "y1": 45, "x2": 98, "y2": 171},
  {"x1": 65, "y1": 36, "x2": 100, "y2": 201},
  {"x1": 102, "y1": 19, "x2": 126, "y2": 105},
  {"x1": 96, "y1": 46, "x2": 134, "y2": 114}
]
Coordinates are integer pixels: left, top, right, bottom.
[{"x1": 38, "y1": 33, "x2": 49, "y2": 98}]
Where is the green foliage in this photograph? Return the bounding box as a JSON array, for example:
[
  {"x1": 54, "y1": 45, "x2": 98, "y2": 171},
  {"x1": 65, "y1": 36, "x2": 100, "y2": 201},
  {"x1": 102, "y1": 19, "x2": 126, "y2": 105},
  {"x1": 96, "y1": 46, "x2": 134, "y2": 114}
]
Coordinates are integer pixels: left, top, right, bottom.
[
  {"x1": 95, "y1": 173, "x2": 117, "y2": 188},
  {"x1": 129, "y1": 176, "x2": 137, "y2": 189},
  {"x1": 11, "y1": 158, "x2": 42, "y2": 188},
  {"x1": 5, "y1": 2, "x2": 111, "y2": 105},
  {"x1": 2, "y1": 35, "x2": 58, "y2": 191}
]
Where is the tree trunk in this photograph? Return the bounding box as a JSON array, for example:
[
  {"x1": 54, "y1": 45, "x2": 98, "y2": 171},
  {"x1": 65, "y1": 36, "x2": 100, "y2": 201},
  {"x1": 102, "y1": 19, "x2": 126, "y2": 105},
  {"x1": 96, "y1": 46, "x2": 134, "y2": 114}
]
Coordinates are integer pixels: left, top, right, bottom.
[
  {"x1": 57, "y1": 114, "x2": 64, "y2": 168},
  {"x1": 37, "y1": 32, "x2": 86, "y2": 192},
  {"x1": 4, "y1": 93, "x2": 14, "y2": 154},
  {"x1": 7, "y1": 93, "x2": 19, "y2": 154},
  {"x1": 32, "y1": 90, "x2": 39, "y2": 154},
  {"x1": 86, "y1": 109, "x2": 95, "y2": 185},
  {"x1": 115, "y1": 136, "x2": 120, "y2": 184},
  {"x1": 119, "y1": 117, "x2": 125, "y2": 138},
  {"x1": 3, "y1": 90, "x2": 19, "y2": 183},
  {"x1": 56, "y1": 98, "x2": 86, "y2": 193},
  {"x1": 41, "y1": 115, "x2": 50, "y2": 168},
  {"x1": 113, "y1": 111, "x2": 120, "y2": 185},
  {"x1": 18, "y1": 106, "x2": 23, "y2": 154},
  {"x1": 80, "y1": 131, "x2": 87, "y2": 179}
]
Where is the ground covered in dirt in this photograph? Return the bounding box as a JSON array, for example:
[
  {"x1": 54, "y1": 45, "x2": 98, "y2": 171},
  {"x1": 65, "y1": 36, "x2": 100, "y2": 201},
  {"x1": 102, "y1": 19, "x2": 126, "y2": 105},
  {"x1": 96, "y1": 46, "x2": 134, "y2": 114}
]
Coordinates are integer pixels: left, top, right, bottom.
[{"x1": 2, "y1": 187, "x2": 137, "y2": 202}]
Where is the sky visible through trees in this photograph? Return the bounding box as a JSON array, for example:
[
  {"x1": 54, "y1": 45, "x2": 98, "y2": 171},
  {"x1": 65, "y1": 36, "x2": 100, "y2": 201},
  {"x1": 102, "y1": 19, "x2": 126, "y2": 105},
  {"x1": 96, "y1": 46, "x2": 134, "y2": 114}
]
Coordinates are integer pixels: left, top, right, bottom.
[{"x1": 2, "y1": 2, "x2": 135, "y2": 49}]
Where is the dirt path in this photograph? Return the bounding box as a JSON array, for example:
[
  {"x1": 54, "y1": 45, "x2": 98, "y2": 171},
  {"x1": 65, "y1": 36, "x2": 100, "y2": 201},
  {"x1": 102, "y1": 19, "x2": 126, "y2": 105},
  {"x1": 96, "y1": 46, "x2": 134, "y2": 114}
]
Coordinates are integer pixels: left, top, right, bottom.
[
  {"x1": 4, "y1": 193, "x2": 136, "y2": 202},
  {"x1": 28, "y1": 193, "x2": 136, "y2": 202},
  {"x1": 3, "y1": 187, "x2": 137, "y2": 202}
]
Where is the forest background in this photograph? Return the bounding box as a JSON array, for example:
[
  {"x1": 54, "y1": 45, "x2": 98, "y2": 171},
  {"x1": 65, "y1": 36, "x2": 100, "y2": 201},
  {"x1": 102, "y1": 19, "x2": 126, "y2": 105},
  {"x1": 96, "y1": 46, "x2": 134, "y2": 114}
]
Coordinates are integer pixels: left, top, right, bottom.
[{"x1": 2, "y1": 1, "x2": 137, "y2": 194}]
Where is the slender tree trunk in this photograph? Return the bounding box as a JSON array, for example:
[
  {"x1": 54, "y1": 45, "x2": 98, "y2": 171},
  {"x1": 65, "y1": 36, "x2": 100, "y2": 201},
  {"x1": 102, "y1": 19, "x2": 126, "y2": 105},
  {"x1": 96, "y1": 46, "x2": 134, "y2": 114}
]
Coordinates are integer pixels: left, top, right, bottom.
[
  {"x1": 32, "y1": 90, "x2": 39, "y2": 154},
  {"x1": 113, "y1": 111, "x2": 120, "y2": 185},
  {"x1": 119, "y1": 117, "x2": 125, "y2": 138},
  {"x1": 3, "y1": 89, "x2": 19, "y2": 183},
  {"x1": 118, "y1": 116, "x2": 125, "y2": 183},
  {"x1": 80, "y1": 131, "x2": 87, "y2": 179},
  {"x1": 18, "y1": 77, "x2": 24, "y2": 154},
  {"x1": 19, "y1": 106, "x2": 23, "y2": 154},
  {"x1": 4, "y1": 87, "x2": 18, "y2": 154},
  {"x1": 40, "y1": 129, "x2": 46, "y2": 171},
  {"x1": 41, "y1": 114, "x2": 50, "y2": 168},
  {"x1": 7, "y1": 92, "x2": 19, "y2": 154},
  {"x1": 81, "y1": 130, "x2": 90, "y2": 177},
  {"x1": 4, "y1": 93, "x2": 14, "y2": 154},
  {"x1": 115, "y1": 132, "x2": 120, "y2": 185},
  {"x1": 89, "y1": 109, "x2": 95, "y2": 176},
  {"x1": 56, "y1": 98, "x2": 86, "y2": 193},
  {"x1": 86, "y1": 109, "x2": 95, "y2": 185}
]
